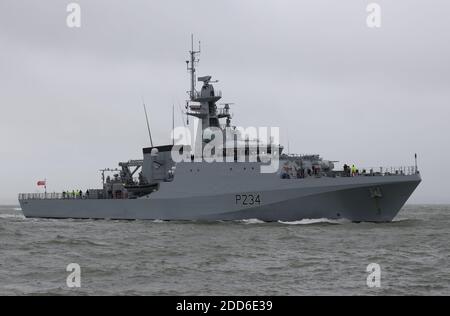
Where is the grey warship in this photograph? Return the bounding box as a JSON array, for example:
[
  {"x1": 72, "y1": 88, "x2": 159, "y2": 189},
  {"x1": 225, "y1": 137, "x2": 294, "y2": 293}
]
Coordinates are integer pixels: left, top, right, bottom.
[{"x1": 18, "y1": 40, "x2": 421, "y2": 222}]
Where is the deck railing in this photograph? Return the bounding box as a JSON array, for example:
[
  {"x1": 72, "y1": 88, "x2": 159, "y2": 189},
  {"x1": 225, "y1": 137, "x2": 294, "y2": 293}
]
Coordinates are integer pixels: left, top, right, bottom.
[
  {"x1": 19, "y1": 193, "x2": 62, "y2": 200},
  {"x1": 351, "y1": 166, "x2": 418, "y2": 176},
  {"x1": 281, "y1": 165, "x2": 418, "y2": 180},
  {"x1": 18, "y1": 192, "x2": 90, "y2": 200}
]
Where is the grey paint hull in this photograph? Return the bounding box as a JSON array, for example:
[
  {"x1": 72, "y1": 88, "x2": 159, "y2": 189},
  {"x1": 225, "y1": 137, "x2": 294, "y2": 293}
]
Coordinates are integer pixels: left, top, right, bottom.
[{"x1": 19, "y1": 163, "x2": 421, "y2": 222}]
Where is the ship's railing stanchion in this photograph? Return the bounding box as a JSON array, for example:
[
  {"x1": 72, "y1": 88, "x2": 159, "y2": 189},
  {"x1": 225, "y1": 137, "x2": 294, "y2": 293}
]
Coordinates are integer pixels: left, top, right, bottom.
[
  {"x1": 18, "y1": 192, "x2": 64, "y2": 200},
  {"x1": 334, "y1": 165, "x2": 418, "y2": 178}
]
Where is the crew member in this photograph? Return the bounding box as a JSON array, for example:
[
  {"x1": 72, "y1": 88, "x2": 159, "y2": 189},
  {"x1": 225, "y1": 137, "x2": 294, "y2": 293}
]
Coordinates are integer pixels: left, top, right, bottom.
[{"x1": 351, "y1": 164, "x2": 357, "y2": 176}]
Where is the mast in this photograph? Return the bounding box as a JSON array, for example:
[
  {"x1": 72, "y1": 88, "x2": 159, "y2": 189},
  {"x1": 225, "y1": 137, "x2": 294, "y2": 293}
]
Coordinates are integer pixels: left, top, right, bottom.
[
  {"x1": 185, "y1": 37, "x2": 225, "y2": 133},
  {"x1": 186, "y1": 34, "x2": 200, "y2": 101}
]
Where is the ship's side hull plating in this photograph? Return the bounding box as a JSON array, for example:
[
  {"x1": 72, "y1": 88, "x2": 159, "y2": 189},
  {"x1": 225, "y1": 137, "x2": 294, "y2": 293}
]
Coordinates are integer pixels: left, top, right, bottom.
[{"x1": 19, "y1": 164, "x2": 421, "y2": 222}]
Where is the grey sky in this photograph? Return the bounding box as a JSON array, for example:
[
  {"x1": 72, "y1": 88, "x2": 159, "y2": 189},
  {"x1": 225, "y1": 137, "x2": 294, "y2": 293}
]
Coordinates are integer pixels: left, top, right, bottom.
[{"x1": 1, "y1": 0, "x2": 449, "y2": 204}]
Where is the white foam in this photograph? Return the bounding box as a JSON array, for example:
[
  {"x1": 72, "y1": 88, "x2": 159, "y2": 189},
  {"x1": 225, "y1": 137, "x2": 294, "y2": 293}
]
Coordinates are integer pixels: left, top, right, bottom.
[
  {"x1": 240, "y1": 218, "x2": 266, "y2": 224},
  {"x1": 0, "y1": 214, "x2": 25, "y2": 219},
  {"x1": 278, "y1": 218, "x2": 343, "y2": 225}
]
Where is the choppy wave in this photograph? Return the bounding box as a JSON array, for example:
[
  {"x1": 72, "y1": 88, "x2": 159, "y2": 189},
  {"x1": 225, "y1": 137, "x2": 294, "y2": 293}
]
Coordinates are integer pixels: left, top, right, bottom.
[{"x1": 0, "y1": 204, "x2": 449, "y2": 295}]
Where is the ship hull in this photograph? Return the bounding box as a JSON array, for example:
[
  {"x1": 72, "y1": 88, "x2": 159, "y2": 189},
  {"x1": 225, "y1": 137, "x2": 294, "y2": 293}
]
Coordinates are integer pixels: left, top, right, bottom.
[{"x1": 19, "y1": 167, "x2": 421, "y2": 222}]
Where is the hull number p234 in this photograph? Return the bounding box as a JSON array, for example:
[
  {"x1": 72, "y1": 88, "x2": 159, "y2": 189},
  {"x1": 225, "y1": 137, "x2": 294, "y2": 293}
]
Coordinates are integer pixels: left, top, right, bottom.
[{"x1": 235, "y1": 194, "x2": 261, "y2": 206}]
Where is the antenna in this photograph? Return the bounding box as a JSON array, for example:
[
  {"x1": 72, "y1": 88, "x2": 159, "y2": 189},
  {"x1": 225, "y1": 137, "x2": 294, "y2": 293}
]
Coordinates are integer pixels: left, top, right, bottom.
[
  {"x1": 414, "y1": 153, "x2": 418, "y2": 173},
  {"x1": 178, "y1": 103, "x2": 187, "y2": 128},
  {"x1": 287, "y1": 130, "x2": 290, "y2": 155},
  {"x1": 186, "y1": 34, "x2": 201, "y2": 101},
  {"x1": 172, "y1": 104, "x2": 175, "y2": 145},
  {"x1": 142, "y1": 98, "x2": 154, "y2": 147}
]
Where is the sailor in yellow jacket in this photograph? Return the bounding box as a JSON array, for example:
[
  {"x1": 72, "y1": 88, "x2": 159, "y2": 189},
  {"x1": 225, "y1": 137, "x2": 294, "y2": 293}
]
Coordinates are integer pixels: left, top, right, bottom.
[{"x1": 351, "y1": 164, "x2": 357, "y2": 176}]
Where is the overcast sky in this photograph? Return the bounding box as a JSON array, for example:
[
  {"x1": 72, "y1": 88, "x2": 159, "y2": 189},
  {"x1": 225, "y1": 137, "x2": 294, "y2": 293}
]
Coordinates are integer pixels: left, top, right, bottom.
[{"x1": 1, "y1": 0, "x2": 449, "y2": 204}]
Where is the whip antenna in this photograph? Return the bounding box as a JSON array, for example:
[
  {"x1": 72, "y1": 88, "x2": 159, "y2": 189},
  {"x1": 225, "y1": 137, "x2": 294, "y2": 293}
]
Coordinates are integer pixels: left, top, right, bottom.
[{"x1": 142, "y1": 98, "x2": 154, "y2": 147}]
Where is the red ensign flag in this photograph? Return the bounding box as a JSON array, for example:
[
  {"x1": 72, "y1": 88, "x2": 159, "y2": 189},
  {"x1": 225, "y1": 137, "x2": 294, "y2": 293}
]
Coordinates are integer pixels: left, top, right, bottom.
[{"x1": 37, "y1": 180, "x2": 46, "y2": 186}]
